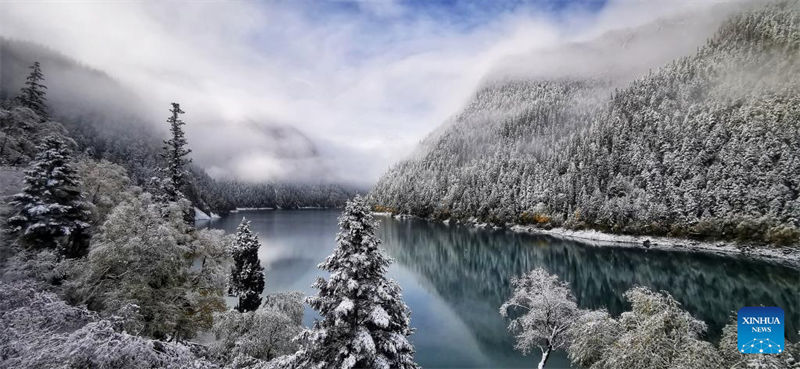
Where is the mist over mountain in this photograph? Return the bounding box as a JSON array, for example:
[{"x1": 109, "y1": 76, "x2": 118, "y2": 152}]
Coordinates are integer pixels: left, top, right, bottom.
[
  {"x1": 486, "y1": 1, "x2": 745, "y2": 84},
  {"x1": 0, "y1": 38, "x2": 341, "y2": 186},
  {"x1": 0, "y1": 39, "x2": 361, "y2": 212},
  {"x1": 370, "y1": 0, "x2": 800, "y2": 245}
]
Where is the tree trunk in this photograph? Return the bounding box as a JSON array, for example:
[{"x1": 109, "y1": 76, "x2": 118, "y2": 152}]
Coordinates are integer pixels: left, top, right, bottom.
[{"x1": 538, "y1": 347, "x2": 551, "y2": 369}]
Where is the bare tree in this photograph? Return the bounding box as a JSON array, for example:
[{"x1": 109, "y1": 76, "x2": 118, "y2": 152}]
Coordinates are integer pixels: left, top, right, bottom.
[{"x1": 500, "y1": 268, "x2": 579, "y2": 369}]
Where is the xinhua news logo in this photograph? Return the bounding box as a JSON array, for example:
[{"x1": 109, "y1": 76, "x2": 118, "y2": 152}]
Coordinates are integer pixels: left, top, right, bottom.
[{"x1": 737, "y1": 307, "x2": 784, "y2": 354}]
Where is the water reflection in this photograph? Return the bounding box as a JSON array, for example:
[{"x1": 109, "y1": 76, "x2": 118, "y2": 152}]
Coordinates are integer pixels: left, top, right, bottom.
[{"x1": 208, "y1": 210, "x2": 800, "y2": 369}]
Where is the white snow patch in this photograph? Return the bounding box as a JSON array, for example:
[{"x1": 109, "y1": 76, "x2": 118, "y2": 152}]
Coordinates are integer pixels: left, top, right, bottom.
[
  {"x1": 353, "y1": 328, "x2": 376, "y2": 355},
  {"x1": 28, "y1": 205, "x2": 48, "y2": 215},
  {"x1": 233, "y1": 207, "x2": 275, "y2": 212},
  {"x1": 194, "y1": 207, "x2": 211, "y2": 220},
  {"x1": 335, "y1": 298, "x2": 354, "y2": 318},
  {"x1": 370, "y1": 306, "x2": 390, "y2": 328},
  {"x1": 508, "y1": 225, "x2": 800, "y2": 268}
]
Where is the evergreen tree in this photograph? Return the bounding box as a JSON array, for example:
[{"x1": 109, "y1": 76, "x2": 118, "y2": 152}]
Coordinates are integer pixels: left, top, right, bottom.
[
  {"x1": 158, "y1": 102, "x2": 194, "y2": 225},
  {"x1": 8, "y1": 136, "x2": 91, "y2": 258},
  {"x1": 293, "y1": 195, "x2": 418, "y2": 369},
  {"x1": 160, "y1": 102, "x2": 191, "y2": 202},
  {"x1": 229, "y1": 218, "x2": 265, "y2": 312},
  {"x1": 17, "y1": 61, "x2": 48, "y2": 120}
]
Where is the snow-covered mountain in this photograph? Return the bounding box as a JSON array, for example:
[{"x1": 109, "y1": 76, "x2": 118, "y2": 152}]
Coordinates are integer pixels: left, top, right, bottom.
[{"x1": 370, "y1": 0, "x2": 800, "y2": 245}]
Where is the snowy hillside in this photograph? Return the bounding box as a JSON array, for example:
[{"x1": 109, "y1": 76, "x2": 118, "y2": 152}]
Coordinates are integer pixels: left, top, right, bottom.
[{"x1": 370, "y1": 1, "x2": 800, "y2": 246}]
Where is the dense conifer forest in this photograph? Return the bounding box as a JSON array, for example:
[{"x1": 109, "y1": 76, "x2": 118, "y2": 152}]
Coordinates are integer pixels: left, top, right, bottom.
[{"x1": 371, "y1": 1, "x2": 800, "y2": 246}]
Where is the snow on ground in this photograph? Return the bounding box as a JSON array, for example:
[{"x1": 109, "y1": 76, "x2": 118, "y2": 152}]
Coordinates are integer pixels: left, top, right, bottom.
[
  {"x1": 231, "y1": 207, "x2": 275, "y2": 213},
  {"x1": 0, "y1": 280, "x2": 218, "y2": 368},
  {"x1": 195, "y1": 207, "x2": 212, "y2": 220},
  {"x1": 508, "y1": 225, "x2": 800, "y2": 268}
]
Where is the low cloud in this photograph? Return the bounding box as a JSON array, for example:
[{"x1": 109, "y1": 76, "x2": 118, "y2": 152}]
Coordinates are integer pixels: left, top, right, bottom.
[{"x1": 0, "y1": 0, "x2": 747, "y2": 186}]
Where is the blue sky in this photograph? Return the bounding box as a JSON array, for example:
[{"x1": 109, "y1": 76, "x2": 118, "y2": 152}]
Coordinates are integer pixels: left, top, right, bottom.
[
  {"x1": 310, "y1": 0, "x2": 608, "y2": 26},
  {"x1": 246, "y1": 0, "x2": 611, "y2": 66}
]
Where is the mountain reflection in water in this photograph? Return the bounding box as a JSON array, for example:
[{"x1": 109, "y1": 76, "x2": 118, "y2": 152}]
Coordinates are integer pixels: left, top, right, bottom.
[{"x1": 206, "y1": 210, "x2": 800, "y2": 369}]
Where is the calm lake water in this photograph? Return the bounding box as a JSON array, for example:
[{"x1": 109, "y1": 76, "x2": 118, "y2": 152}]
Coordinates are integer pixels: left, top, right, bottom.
[{"x1": 203, "y1": 209, "x2": 800, "y2": 369}]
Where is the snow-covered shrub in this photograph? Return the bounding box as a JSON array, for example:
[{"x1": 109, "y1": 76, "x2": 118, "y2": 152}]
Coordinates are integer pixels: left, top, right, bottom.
[
  {"x1": 75, "y1": 158, "x2": 136, "y2": 225},
  {"x1": 68, "y1": 192, "x2": 229, "y2": 340},
  {"x1": 567, "y1": 309, "x2": 620, "y2": 368},
  {"x1": 263, "y1": 291, "x2": 304, "y2": 325},
  {"x1": 0, "y1": 249, "x2": 62, "y2": 284},
  {"x1": 0, "y1": 281, "x2": 218, "y2": 369},
  {"x1": 211, "y1": 292, "x2": 304, "y2": 363},
  {"x1": 500, "y1": 268, "x2": 579, "y2": 369},
  {"x1": 765, "y1": 225, "x2": 800, "y2": 246},
  {"x1": 183, "y1": 227, "x2": 231, "y2": 336},
  {"x1": 567, "y1": 286, "x2": 725, "y2": 369}
]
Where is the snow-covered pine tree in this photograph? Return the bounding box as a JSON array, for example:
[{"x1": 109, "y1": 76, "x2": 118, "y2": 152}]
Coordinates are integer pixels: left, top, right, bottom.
[
  {"x1": 160, "y1": 102, "x2": 191, "y2": 203},
  {"x1": 293, "y1": 195, "x2": 418, "y2": 369},
  {"x1": 16, "y1": 61, "x2": 48, "y2": 120},
  {"x1": 7, "y1": 136, "x2": 91, "y2": 258},
  {"x1": 229, "y1": 218, "x2": 265, "y2": 312},
  {"x1": 158, "y1": 102, "x2": 194, "y2": 224}
]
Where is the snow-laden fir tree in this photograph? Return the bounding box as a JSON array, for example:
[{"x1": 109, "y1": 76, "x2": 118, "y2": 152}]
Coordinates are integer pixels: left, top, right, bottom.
[
  {"x1": 160, "y1": 102, "x2": 191, "y2": 203},
  {"x1": 7, "y1": 136, "x2": 91, "y2": 258},
  {"x1": 229, "y1": 218, "x2": 265, "y2": 312},
  {"x1": 293, "y1": 195, "x2": 418, "y2": 369},
  {"x1": 17, "y1": 61, "x2": 48, "y2": 120},
  {"x1": 500, "y1": 268, "x2": 580, "y2": 369}
]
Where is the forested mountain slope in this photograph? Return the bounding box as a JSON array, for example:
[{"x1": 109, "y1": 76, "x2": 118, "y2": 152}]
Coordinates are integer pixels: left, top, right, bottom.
[{"x1": 370, "y1": 1, "x2": 800, "y2": 245}]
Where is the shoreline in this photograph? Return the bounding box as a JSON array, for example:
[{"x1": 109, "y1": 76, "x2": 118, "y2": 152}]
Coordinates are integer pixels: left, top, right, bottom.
[
  {"x1": 230, "y1": 206, "x2": 338, "y2": 213},
  {"x1": 372, "y1": 212, "x2": 800, "y2": 269}
]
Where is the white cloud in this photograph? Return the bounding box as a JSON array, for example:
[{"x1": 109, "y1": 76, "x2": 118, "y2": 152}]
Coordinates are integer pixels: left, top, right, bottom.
[{"x1": 0, "y1": 0, "x2": 746, "y2": 185}]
